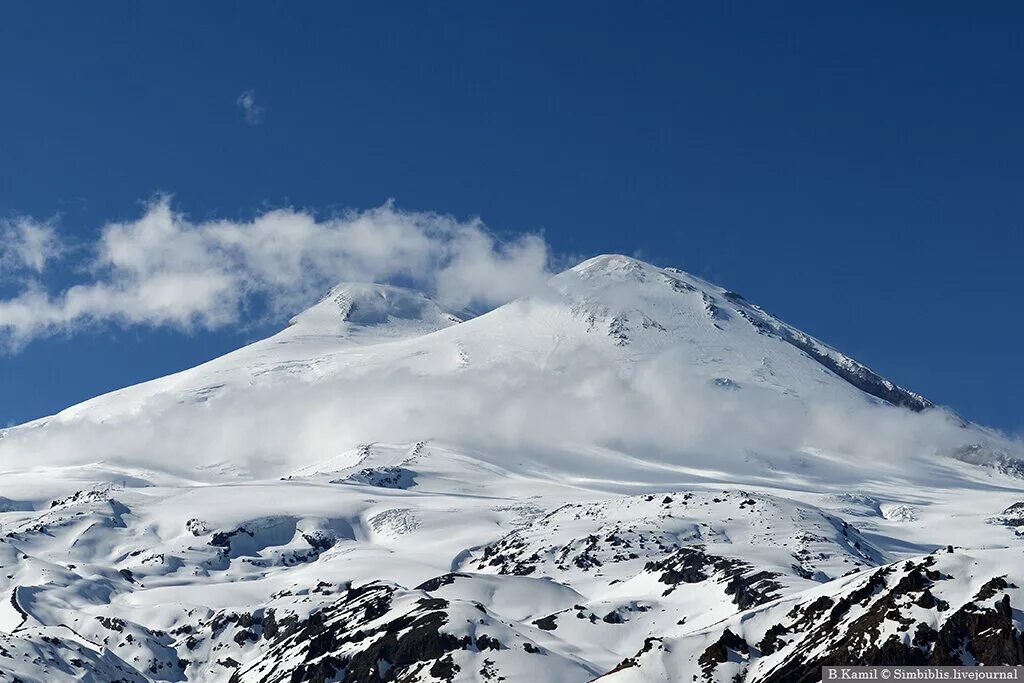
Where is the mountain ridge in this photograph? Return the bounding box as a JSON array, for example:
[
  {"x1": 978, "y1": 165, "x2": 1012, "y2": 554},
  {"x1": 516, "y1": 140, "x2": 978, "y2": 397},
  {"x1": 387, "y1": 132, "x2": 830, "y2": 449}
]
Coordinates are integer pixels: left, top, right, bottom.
[
  {"x1": 0, "y1": 255, "x2": 1021, "y2": 682},
  {"x1": 2, "y1": 254, "x2": 933, "y2": 431}
]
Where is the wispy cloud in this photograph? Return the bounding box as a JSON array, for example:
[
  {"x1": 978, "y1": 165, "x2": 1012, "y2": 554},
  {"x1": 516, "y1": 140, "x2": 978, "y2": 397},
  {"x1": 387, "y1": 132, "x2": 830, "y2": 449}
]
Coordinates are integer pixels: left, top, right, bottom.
[
  {"x1": 0, "y1": 217, "x2": 62, "y2": 275},
  {"x1": 0, "y1": 198, "x2": 552, "y2": 349},
  {"x1": 236, "y1": 89, "x2": 264, "y2": 125}
]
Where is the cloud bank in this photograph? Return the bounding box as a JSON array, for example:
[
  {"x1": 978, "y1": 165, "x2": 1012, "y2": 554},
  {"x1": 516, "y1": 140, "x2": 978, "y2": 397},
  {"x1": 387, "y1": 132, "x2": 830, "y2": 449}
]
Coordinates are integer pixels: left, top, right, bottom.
[
  {"x1": 0, "y1": 199, "x2": 553, "y2": 349},
  {"x1": 0, "y1": 338, "x2": 1011, "y2": 495}
]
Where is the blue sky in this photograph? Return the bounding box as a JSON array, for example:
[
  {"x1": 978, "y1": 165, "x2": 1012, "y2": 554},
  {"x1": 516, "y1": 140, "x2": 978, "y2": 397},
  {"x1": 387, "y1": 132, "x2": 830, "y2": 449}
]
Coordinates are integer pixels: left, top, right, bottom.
[{"x1": 0, "y1": 2, "x2": 1021, "y2": 431}]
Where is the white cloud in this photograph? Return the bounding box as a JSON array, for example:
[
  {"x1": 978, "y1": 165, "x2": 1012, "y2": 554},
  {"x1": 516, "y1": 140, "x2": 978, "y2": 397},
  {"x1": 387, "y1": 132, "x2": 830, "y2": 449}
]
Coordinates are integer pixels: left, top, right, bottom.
[
  {"x1": 0, "y1": 330, "x2": 1010, "y2": 492},
  {"x1": 0, "y1": 198, "x2": 553, "y2": 348},
  {"x1": 236, "y1": 89, "x2": 264, "y2": 125},
  {"x1": 1, "y1": 217, "x2": 62, "y2": 275},
  {"x1": 435, "y1": 229, "x2": 550, "y2": 309}
]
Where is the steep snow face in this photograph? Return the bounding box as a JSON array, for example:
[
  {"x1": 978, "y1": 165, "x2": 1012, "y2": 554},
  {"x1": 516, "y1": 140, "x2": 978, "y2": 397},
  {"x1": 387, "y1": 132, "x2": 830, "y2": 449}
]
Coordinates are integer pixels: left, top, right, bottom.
[
  {"x1": 549, "y1": 254, "x2": 929, "y2": 410},
  {"x1": 1, "y1": 256, "x2": 1023, "y2": 682},
  {"x1": 602, "y1": 547, "x2": 1024, "y2": 682}
]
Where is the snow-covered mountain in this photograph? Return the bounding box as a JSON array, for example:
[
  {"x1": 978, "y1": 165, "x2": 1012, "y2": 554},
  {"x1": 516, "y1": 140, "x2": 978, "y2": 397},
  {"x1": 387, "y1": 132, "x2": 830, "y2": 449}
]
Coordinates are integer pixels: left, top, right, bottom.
[{"x1": 0, "y1": 255, "x2": 1022, "y2": 682}]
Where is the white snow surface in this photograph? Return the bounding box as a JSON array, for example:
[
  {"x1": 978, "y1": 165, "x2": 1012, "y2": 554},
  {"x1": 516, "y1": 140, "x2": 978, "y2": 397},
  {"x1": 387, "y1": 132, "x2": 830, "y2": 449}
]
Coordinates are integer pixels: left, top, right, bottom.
[{"x1": 0, "y1": 255, "x2": 1022, "y2": 682}]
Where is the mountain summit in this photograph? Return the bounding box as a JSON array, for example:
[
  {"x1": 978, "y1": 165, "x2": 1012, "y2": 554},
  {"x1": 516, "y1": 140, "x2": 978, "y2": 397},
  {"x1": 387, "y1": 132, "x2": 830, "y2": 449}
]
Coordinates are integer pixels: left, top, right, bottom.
[
  {"x1": 12, "y1": 254, "x2": 935, "y2": 433},
  {"x1": 0, "y1": 256, "x2": 1022, "y2": 681},
  {"x1": 287, "y1": 282, "x2": 466, "y2": 340},
  {"x1": 554, "y1": 254, "x2": 931, "y2": 410}
]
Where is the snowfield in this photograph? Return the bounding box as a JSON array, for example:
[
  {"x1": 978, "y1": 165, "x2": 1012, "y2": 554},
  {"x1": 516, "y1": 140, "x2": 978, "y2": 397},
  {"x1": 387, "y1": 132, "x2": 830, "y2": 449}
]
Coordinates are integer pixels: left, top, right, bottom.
[{"x1": 0, "y1": 255, "x2": 1022, "y2": 682}]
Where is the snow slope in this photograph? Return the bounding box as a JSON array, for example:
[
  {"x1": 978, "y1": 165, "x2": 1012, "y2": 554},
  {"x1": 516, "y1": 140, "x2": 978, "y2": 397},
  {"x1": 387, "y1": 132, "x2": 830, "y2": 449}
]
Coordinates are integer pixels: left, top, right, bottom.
[{"x1": 0, "y1": 255, "x2": 1022, "y2": 682}]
